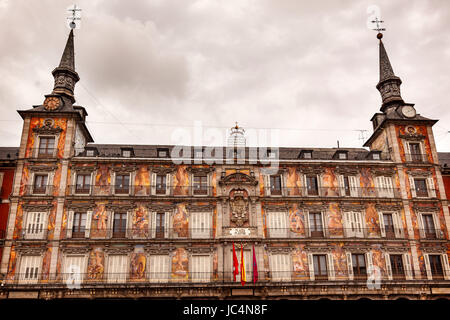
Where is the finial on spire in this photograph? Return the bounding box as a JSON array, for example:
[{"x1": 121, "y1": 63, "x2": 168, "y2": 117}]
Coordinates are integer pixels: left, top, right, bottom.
[
  {"x1": 67, "y1": 4, "x2": 82, "y2": 29},
  {"x1": 372, "y1": 17, "x2": 385, "y2": 40}
]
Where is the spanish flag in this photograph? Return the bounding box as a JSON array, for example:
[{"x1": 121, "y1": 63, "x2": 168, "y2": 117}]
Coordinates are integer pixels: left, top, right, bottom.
[
  {"x1": 240, "y1": 244, "x2": 246, "y2": 286},
  {"x1": 232, "y1": 243, "x2": 239, "y2": 281}
]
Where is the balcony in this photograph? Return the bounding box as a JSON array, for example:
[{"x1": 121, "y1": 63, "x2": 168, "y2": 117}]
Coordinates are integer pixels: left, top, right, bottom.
[
  {"x1": 66, "y1": 185, "x2": 214, "y2": 197},
  {"x1": 419, "y1": 228, "x2": 445, "y2": 240},
  {"x1": 19, "y1": 228, "x2": 48, "y2": 241},
  {"x1": 64, "y1": 228, "x2": 216, "y2": 240},
  {"x1": 23, "y1": 185, "x2": 54, "y2": 196},
  {"x1": 405, "y1": 153, "x2": 428, "y2": 163},
  {"x1": 31, "y1": 148, "x2": 58, "y2": 159},
  {"x1": 265, "y1": 227, "x2": 407, "y2": 239},
  {"x1": 264, "y1": 186, "x2": 401, "y2": 198}
]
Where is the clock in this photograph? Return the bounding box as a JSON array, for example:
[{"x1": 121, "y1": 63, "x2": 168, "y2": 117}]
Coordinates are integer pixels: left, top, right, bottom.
[
  {"x1": 43, "y1": 96, "x2": 61, "y2": 111},
  {"x1": 401, "y1": 105, "x2": 416, "y2": 118}
]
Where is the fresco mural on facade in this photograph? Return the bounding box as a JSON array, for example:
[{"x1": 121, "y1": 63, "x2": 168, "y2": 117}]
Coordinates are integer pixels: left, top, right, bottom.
[
  {"x1": 212, "y1": 207, "x2": 217, "y2": 238},
  {"x1": 129, "y1": 253, "x2": 146, "y2": 281},
  {"x1": 415, "y1": 246, "x2": 426, "y2": 278},
  {"x1": 91, "y1": 202, "x2": 108, "y2": 238},
  {"x1": 365, "y1": 203, "x2": 380, "y2": 237},
  {"x1": 331, "y1": 243, "x2": 347, "y2": 279},
  {"x1": 134, "y1": 165, "x2": 150, "y2": 196},
  {"x1": 54, "y1": 118, "x2": 67, "y2": 158},
  {"x1": 95, "y1": 164, "x2": 111, "y2": 195},
  {"x1": 261, "y1": 205, "x2": 267, "y2": 238},
  {"x1": 19, "y1": 164, "x2": 29, "y2": 196},
  {"x1": 212, "y1": 171, "x2": 217, "y2": 196},
  {"x1": 172, "y1": 248, "x2": 188, "y2": 280},
  {"x1": 131, "y1": 204, "x2": 149, "y2": 238},
  {"x1": 41, "y1": 247, "x2": 52, "y2": 282},
  {"x1": 328, "y1": 203, "x2": 344, "y2": 237},
  {"x1": 13, "y1": 203, "x2": 23, "y2": 240},
  {"x1": 56, "y1": 251, "x2": 63, "y2": 281},
  {"x1": 289, "y1": 203, "x2": 305, "y2": 236},
  {"x1": 292, "y1": 244, "x2": 309, "y2": 280},
  {"x1": 24, "y1": 118, "x2": 40, "y2": 158},
  {"x1": 259, "y1": 173, "x2": 265, "y2": 196},
  {"x1": 360, "y1": 168, "x2": 376, "y2": 197},
  {"x1": 396, "y1": 125, "x2": 433, "y2": 163},
  {"x1": 371, "y1": 245, "x2": 387, "y2": 277},
  {"x1": 24, "y1": 117, "x2": 68, "y2": 159},
  {"x1": 213, "y1": 251, "x2": 218, "y2": 280},
  {"x1": 173, "y1": 203, "x2": 189, "y2": 237},
  {"x1": 6, "y1": 247, "x2": 16, "y2": 280},
  {"x1": 87, "y1": 248, "x2": 105, "y2": 280},
  {"x1": 322, "y1": 168, "x2": 339, "y2": 197},
  {"x1": 51, "y1": 163, "x2": 62, "y2": 197},
  {"x1": 263, "y1": 251, "x2": 270, "y2": 280},
  {"x1": 60, "y1": 207, "x2": 68, "y2": 240},
  {"x1": 286, "y1": 167, "x2": 301, "y2": 196},
  {"x1": 47, "y1": 202, "x2": 57, "y2": 240},
  {"x1": 173, "y1": 165, "x2": 189, "y2": 196}
]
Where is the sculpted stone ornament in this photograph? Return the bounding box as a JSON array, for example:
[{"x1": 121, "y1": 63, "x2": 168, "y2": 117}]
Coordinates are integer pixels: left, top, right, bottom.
[{"x1": 229, "y1": 189, "x2": 249, "y2": 227}]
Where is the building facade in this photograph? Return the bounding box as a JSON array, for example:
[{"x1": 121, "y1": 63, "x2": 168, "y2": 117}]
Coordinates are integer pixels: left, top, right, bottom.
[{"x1": 0, "y1": 29, "x2": 449, "y2": 300}]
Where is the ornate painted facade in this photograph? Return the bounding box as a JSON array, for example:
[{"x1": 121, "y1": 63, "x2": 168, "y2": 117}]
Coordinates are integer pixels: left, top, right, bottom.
[{"x1": 0, "y1": 29, "x2": 449, "y2": 300}]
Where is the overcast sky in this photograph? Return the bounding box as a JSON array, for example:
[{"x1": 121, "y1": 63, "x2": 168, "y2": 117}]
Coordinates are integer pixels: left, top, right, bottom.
[{"x1": 0, "y1": 0, "x2": 449, "y2": 150}]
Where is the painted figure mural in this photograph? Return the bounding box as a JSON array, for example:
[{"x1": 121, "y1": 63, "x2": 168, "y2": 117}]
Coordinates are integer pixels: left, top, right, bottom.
[
  {"x1": 87, "y1": 249, "x2": 105, "y2": 280},
  {"x1": 365, "y1": 204, "x2": 380, "y2": 237},
  {"x1": 172, "y1": 248, "x2": 188, "y2": 280},
  {"x1": 289, "y1": 203, "x2": 305, "y2": 236},
  {"x1": 41, "y1": 248, "x2": 52, "y2": 282},
  {"x1": 129, "y1": 253, "x2": 146, "y2": 281},
  {"x1": 131, "y1": 205, "x2": 149, "y2": 238},
  {"x1": 292, "y1": 244, "x2": 309, "y2": 280},
  {"x1": 286, "y1": 167, "x2": 301, "y2": 196},
  {"x1": 95, "y1": 164, "x2": 111, "y2": 195},
  {"x1": 91, "y1": 203, "x2": 108, "y2": 238},
  {"x1": 173, "y1": 203, "x2": 189, "y2": 237},
  {"x1": 360, "y1": 168, "x2": 376, "y2": 197},
  {"x1": 322, "y1": 168, "x2": 339, "y2": 197},
  {"x1": 328, "y1": 203, "x2": 344, "y2": 237},
  {"x1": 134, "y1": 165, "x2": 150, "y2": 196},
  {"x1": 332, "y1": 243, "x2": 347, "y2": 279},
  {"x1": 173, "y1": 165, "x2": 189, "y2": 196}
]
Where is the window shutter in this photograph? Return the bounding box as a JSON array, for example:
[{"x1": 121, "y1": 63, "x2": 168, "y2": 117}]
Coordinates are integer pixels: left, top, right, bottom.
[
  {"x1": 71, "y1": 172, "x2": 76, "y2": 195},
  {"x1": 280, "y1": 173, "x2": 285, "y2": 196},
  {"x1": 305, "y1": 211, "x2": 310, "y2": 237},
  {"x1": 417, "y1": 213, "x2": 425, "y2": 238},
  {"x1": 67, "y1": 210, "x2": 74, "y2": 238},
  {"x1": 151, "y1": 211, "x2": 156, "y2": 238},
  {"x1": 386, "y1": 176, "x2": 394, "y2": 197},
  {"x1": 89, "y1": 172, "x2": 94, "y2": 195},
  {"x1": 48, "y1": 172, "x2": 55, "y2": 195},
  {"x1": 404, "y1": 141, "x2": 411, "y2": 162},
  {"x1": 366, "y1": 251, "x2": 373, "y2": 278},
  {"x1": 375, "y1": 176, "x2": 382, "y2": 196},
  {"x1": 424, "y1": 254, "x2": 432, "y2": 280},
  {"x1": 426, "y1": 177, "x2": 436, "y2": 198},
  {"x1": 409, "y1": 176, "x2": 417, "y2": 198},
  {"x1": 164, "y1": 212, "x2": 170, "y2": 238},
  {"x1": 112, "y1": 172, "x2": 116, "y2": 195},
  {"x1": 308, "y1": 253, "x2": 315, "y2": 281},
  {"x1": 403, "y1": 254, "x2": 413, "y2": 280},
  {"x1": 41, "y1": 212, "x2": 48, "y2": 239},
  {"x1": 151, "y1": 172, "x2": 156, "y2": 195},
  {"x1": 346, "y1": 252, "x2": 353, "y2": 280},
  {"x1": 342, "y1": 211, "x2": 349, "y2": 237},
  {"x1": 384, "y1": 253, "x2": 392, "y2": 280},
  {"x1": 349, "y1": 176, "x2": 358, "y2": 197},
  {"x1": 338, "y1": 175, "x2": 346, "y2": 196},
  {"x1": 355, "y1": 212, "x2": 364, "y2": 238},
  {"x1": 107, "y1": 211, "x2": 114, "y2": 238},
  {"x1": 442, "y1": 254, "x2": 450, "y2": 280},
  {"x1": 321, "y1": 212, "x2": 327, "y2": 237},
  {"x1": 85, "y1": 211, "x2": 92, "y2": 238},
  {"x1": 393, "y1": 212, "x2": 403, "y2": 238},
  {"x1": 301, "y1": 174, "x2": 307, "y2": 196},
  {"x1": 126, "y1": 211, "x2": 132, "y2": 238},
  {"x1": 264, "y1": 175, "x2": 270, "y2": 196},
  {"x1": 327, "y1": 252, "x2": 335, "y2": 280},
  {"x1": 347, "y1": 212, "x2": 355, "y2": 238},
  {"x1": 316, "y1": 174, "x2": 322, "y2": 196},
  {"x1": 378, "y1": 212, "x2": 386, "y2": 237},
  {"x1": 165, "y1": 173, "x2": 172, "y2": 196},
  {"x1": 432, "y1": 213, "x2": 442, "y2": 239}
]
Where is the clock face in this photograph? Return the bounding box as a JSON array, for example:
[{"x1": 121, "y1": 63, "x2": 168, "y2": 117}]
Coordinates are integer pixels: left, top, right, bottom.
[
  {"x1": 402, "y1": 105, "x2": 416, "y2": 118},
  {"x1": 43, "y1": 96, "x2": 61, "y2": 111}
]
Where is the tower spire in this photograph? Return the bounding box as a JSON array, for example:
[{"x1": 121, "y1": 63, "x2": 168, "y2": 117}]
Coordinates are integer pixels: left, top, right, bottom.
[
  {"x1": 375, "y1": 32, "x2": 403, "y2": 112},
  {"x1": 50, "y1": 29, "x2": 80, "y2": 104}
]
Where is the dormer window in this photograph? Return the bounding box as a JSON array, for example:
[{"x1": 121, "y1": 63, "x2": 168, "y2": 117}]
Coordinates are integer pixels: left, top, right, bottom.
[
  {"x1": 157, "y1": 148, "x2": 169, "y2": 158},
  {"x1": 372, "y1": 153, "x2": 380, "y2": 160},
  {"x1": 195, "y1": 150, "x2": 203, "y2": 158},
  {"x1": 367, "y1": 150, "x2": 382, "y2": 160},
  {"x1": 267, "y1": 150, "x2": 277, "y2": 159},
  {"x1": 86, "y1": 149, "x2": 94, "y2": 157},
  {"x1": 299, "y1": 150, "x2": 313, "y2": 159},
  {"x1": 333, "y1": 150, "x2": 348, "y2": 160},
  {"x1": 121, "y1": 148, "x2": 133, "y2": 158}
]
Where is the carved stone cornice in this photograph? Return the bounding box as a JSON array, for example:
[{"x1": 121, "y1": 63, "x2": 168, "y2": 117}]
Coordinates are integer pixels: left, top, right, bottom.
[
  {"x1": 406, "y1": 170, "x2": 432, "y2": 177},
  {"x1": 339, "y1": 203, "x2": 366, "y2": 212},
  {"x1": 420, "y1": 245, "x2": 447, "y2": 253},
  {"x1": 219, "y1": 172, "x2": 258, "y2": 186},
  {"x1": 186, "y1": 246, "x2": 214, "y2": 254},
  {"x1": 412, "y1": 202, "x2": 440, "y2": 212},
  {"x1": 104, "y1": 245, "x2": 134, "y2": 255},
  {"x1": 16, "y1": 245, "x2": 47, "y2": 255},
  {"x1": 149, "y1": 166, "x2": 176, "y2": 174},
  {"x1": 60, "y1": 246, "x2": 90, "y2": 254},
  {"x1": 32, "y1": 121, "x2": 63, "y2": 135},
  {"x1": 375, "y1": 203, "x2": 403, "y2": 211},
  {"x1": 371, "y1": 168, "x2": 395, "y2": 177},
  {"x1": 186, "y1": 166, "x2": 215, "y2": 174},
  {"x1": 111, "y1": 165, "x2": 137, "y2": 173},
  {"x1": 382, "y1": 245, "x2": 408, "y2": 253},
  {"x1": 186, "y1": 204, "x2": 215, "y2": 212},
  {"x1": 67, "y1": 200, "x2": 96, "y2": 210},
  {"x1": 147, "y1": 203, "x2": 176, "y2": 212},
  {"x1": 399, "y1": 133, "x2": 426, "y2": 141},
  {"x1": 22, "y1": 203, "x2": 53, "y2": 211},
  {"x1": 301, "y1": 203, "x2": 329, "y2": 211},
  {"x1": 263, "y1": 204, "x2": 289, "y2": 212},
  {"x1": 69, "y1": 164, "x2": 98, "y2": 173},
  {"x1": 342, "y1": 245, "x2": 371, "y2": 252},
  {"x1": 105, "y1": 203, "x2": 137, "y2": 211},
  {"x1": 145, "y1": 244, "x2": 174, "y2": 254},
  {"x1": 29, "y1": 165, "x2": 58, "y2": 172},
  {"x1": 335, "y1": 166, "x2": 359, "y2": 175},
  {"x1": 298, "y1": 167, "x2": 325, "y2": 175},
  {"x1": 303, "y1": 246, "x2": 331, "y2": 253},
  {"x1": 266, "y1": 246, "x2": 292, "y2": 254}
]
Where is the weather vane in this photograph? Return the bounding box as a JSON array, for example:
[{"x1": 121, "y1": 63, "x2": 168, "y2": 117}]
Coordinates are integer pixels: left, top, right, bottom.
[
  {"x1": 67, "y1": 4, "x2": 82, "y2": 29},
  {"x1": 372, "y1": 17, "x2": 385, "y2": 39}
]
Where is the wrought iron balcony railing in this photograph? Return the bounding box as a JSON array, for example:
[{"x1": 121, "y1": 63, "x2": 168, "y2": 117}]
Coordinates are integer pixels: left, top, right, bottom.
[
  {"x1": 265, "y1": 227, "x2": 409, "y2": 239},
  {"x1": 7, "y1": 268, "x2": 440, "y2": 286},
  {"x1": 404, "y1": 153, "x2": 429, "y2": 163},
  {"x1": 67, "y1": 185, "x2": 214, "y2": 197},
  {"x1": 29, "y1": 148, "x2": 58, "y2": 159},
  {"x1": 23, "y1": 185, "x2": 54, "y2": 196},
  {"x1": 65, "y1": 228, "x2": 216, "y2": 240},
  {"x1": 264, "y1": 186, "x2": 401, "y2": 198},
  {"x1": 18, "y1": 228, "x2": 49, "y2": 240}
]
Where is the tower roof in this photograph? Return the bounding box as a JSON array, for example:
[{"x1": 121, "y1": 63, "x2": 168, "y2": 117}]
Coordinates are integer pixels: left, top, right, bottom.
[
  {"x1": 58, "y1": 29, "x2": 76, "y2": 70},
  {"x1": 378, "y1": 39, "x2": 400, "y2": 83}
]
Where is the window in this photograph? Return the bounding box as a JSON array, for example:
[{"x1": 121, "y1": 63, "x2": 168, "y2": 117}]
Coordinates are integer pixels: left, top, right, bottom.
[
  {"x1": 157, "y1": 149, "x2": 169, "y2": 158},
  {"x1": 115, "y1": 174, "x2": 130, "y2": 194},
  {"x1": 306, "y1": 175, "x2": 319, "y2": 196},
  {"x1": 338, "y1": 152, "x2": 347, "y2": 160},
  {"x1": 107, "y1": 255, "x2": 128, "y2": 283},
  {"x1": 372, "y1": 153, "x2": 381, "y2": 160},
  {"x1": 195, "y1": 150, "x2": 203, "y2": 158},
  {"x1": 64, "y1": 255, "x2": 86, "y2": 283},
  {"x1": 303, "y1": 151, "x2": 312, "y2": 159},
  {"x1": 269, "y1": 175, "x2": 282, "y2": 195},
  {"x1": 75, "y1": 174, "x2": 91, "y2": 194},
  {"x1": 190, "y1": 211, "x2": 211, "y2": 239},
  {"x1": 72, "y1": 212, "x2": 86, "y2": 238},
  {"x1": 313, "y1": 255, "x2": 328, "y2": 280},
  {"x1": 269, "y1": 254, "x2": 290, "y2": 281},
  {"x1": 414, "y1": 178, "x2": 428, "y2": 197},
  {"x1": 422, "y1": 214, "x2": 436, "y2": 239},
  {"x1": 339, "y1": 175, "x2": 358, "y2": 197},
  {"x1": 113, "y1": 212, "x2": 127, "y2": 238},
  {"x1": 389, "y1": 255, "x2": 405, "y2": 280},
  {"x1": 409, "y1": 142, "x2": 422, "y2": 162},
  {"x1": 24, "y1": 212, "x2": 46, "y2": 239},
  {"x1": 191, "y1": 255, "x2": 211, "y2": 283},
  {"x1": 86, "y1": 149, "x2": 94, "y2": 157},
  {"x1": 122, "y1": 150, "x2": 131, "y2": 157},
  {"x1": 193, "y1": 175, "x2": 208, "y2": 195},
  {"x1": 38, "y1": 137, "x2": 55, "y2": 157},
  {"x1": 155, "y1": 175, "x2": 166, "y2": 195},
  {"x1": 376, "y1": 176, "x2": 394, "y2": 197},
  {"x1": 309, "y1": 212, "x2": 323, "y2": 238},
  {"x1": 267, "y1": 212, "x2": 288, "y2": 238},
  {"x1": 429, "y1": 255, "x2": 444, "y2": 279},
  {"x1": 382, "y1": 213, "x2": 395, "y2": 239},
  {"x1": 344, "y1": 212, "x2": 364, "y2": 238},
  {"x1": 149, "y1": 255, "x2": 170, "y2": 283},
  {"x1": 352, "y1": 254, "x2": 367, "y2": 280},
  {"x1": 155, "y1": 213, "x2": 165, "y2": 239},
  {"x1": 267, "y1": 150, "x2": 277, "y2": 159},
  {"x1": 19, "y1": 256, "x2": 41, "y2": 284},
  {"x1": 33, "y1": 174, "x2": 48, "y2": 194}
]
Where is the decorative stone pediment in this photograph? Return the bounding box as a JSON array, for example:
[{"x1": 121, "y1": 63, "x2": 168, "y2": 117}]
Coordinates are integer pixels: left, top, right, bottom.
[
  {"x1": 263, "y1": 204, "x2": 289, "y2": 212},
  {"x1": 186, "y1": 204, "x2": 215, "y2": 212},
  {"x1": 69, "y1": 164, "x2": 98, "y2": 173},
  {"x1": 382, "y1": 245, "x2": 408, "y2": 253},
  {"x1": 421, "y1": 245, "x2": 446, "y2": 253},
  {"x1": 406, "y1": 170, "x2": 431, "y2": 177},
  {"x1": 301, "y1": 203, "x2": 329, "y2": 211},
  {"x1": 32, "y1": 119, "x2": 63, "y2": 135},
  {"x1": 186, "y1": 166, "x2": 214, "y2": 174},
  {"x1": 412, "y1": 203, "x2": 440, "y2": 212},
  {"x1": 219, "y1": 172, "x2": 258, "y2": 186},
  {"x1": 60, "y1": 246, "x2": 90, "y2": 254},
  {"x1": 67, "y1": 200, "x2": 96, "y2": 210},
  {"x1": 150, "y1": 166, "x2": 176, "y2": 174},
  {"x1": 104, "y1": 247, "x2": 133, "y2": 255},
  {"x1": 399, "y1": 133, "x2": 426, "y2": 141},
  {"x1": 147, "y1": 203, "x2": 176, "y2": 212},
  {"x1": 106, "y1": 202, "x2": 137, "y2": 211},
  {"x1": 342, "y1": 244, "x2": 371, "y2": 252},
  {"x1": 339, "y1": 203, "x2": 366, "y2": 212},
  {"x1": 16, "y1": 245, "x2": 47, "y2": 255},
  {"x1": 111, "y1": 165, "x2": 137, "y2": 173},
  {"x1": 186, "y1": 245, "x2": 214, "y2": 254},
  {"x1": 29, "y1": 165, "x2": 58, "y2": 172},
  {"x1": 371, "y1": 168, "x2": 396, "y2": 177},
  {"x1": 298, "y1": 167, "x2": 325, "y2": 175},
  {"x1": 22, "y1": 203, "x2": 53, "y2": 211},
  {"x1": 375, "y1": 203, "x2": 403, "y2": 211},
  {"x1": 335, "y1": 166, "x2": 359, "y2": 175},
  {"x1": 304, "y1": 246, "x2": 331, "y2": 253},
  {"x1": 266, "y1": 246, "x2": 292, "y2": 254}
]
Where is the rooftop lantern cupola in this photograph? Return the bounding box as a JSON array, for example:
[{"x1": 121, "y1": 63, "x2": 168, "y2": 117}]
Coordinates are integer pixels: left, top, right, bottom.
[{"x1": 227, "y1": 122, "x2": 246, "y2": 148}]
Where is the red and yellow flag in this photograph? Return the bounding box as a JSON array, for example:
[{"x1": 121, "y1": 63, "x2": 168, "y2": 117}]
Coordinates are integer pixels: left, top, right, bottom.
[
  {"x1": 232, "y1": 243, "x2": 239, "y2": 281},
  {"x1": 240, "y1": 244, "x2": 246, "y2": 286}
]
